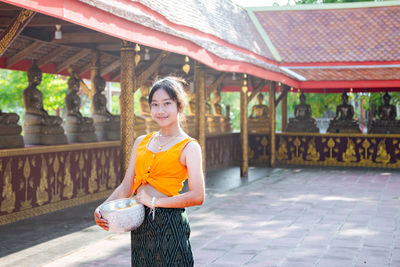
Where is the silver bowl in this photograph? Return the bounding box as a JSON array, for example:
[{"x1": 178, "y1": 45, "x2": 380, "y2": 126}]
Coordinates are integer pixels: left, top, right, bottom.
[{"x1": 99, "y1": 197, "x2": 145, "y2": 232}]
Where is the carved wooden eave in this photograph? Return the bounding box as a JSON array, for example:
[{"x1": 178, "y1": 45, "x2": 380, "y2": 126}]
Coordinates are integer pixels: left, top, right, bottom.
[
  {"x1": 0, "y1": 8, "x2": 35, "y2": 56},
  {"x1": 206, "y1": 72, "x2": 227, "y2": 96},
  {"x1": 37, "y1": 46, "x2": 65, "y2": 67},
  {"x1": 100, "y1": 59, "x2": 120, "y2": 77},
  {"x1": 6, "y1": 40, "x2": 42, "y2": 67},
  {"x1": 56, "y1": 49, "x2": 91, "y2": 73},
  {"x1": 275, "y1": 85, "x2": 290, "y2": 106},
  {"x1": 135, "y1": 51, "x2": 169, "y2": 90},
  {"x1": 248, "y1": 78, "x2": 267, "y2": 103}
]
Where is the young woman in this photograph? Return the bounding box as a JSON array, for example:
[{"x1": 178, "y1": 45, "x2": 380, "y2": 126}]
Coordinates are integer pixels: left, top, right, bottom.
[{"x1": 94, "y1": 77, "x2": 205, "y2": 266}]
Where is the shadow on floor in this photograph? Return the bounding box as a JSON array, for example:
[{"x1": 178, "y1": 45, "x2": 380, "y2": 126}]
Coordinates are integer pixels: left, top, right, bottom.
[{"x1": 0, "y1": 166, "x2": 271, "y2": 257}]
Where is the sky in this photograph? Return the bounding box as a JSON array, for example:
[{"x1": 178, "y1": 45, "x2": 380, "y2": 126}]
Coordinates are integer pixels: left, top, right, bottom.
[{"x1": 231, "y1": 0, "x2": 297, "y2": 7}]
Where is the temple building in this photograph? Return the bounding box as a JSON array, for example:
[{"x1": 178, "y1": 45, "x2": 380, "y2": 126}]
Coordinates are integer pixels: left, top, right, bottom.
[{"x1": 0, "y1": 0, "x2": 400, "y2": 225}]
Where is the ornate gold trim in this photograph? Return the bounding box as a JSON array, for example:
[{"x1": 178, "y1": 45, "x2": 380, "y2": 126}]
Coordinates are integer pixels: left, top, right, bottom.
[
  {"x1": 0, "y1": 141, "x2": 120, "y2": 157},
  {"x1": 277, "y1": 132, "x2": 400, "y2": 138},
  {"x1": 0, "y1": 190, "x2": 113, "y2": 226},
  {"x1": 277, "y1": 158, "x2": 400, "y2": 168},
  {"x1": 0, "y1": 9, "x2": 35, "y2": 55}
]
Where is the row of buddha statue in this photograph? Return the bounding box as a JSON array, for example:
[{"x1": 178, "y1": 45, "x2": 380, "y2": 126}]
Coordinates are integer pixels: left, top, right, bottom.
[
  {"x1": 183, "y1": 90, "x2": 232, "y2": 137},
  {"x1": 1, "y1": 60, "x2": 122, "y2": 148},
  {"x1": 249, "y1": 91, "x2": 400, "y2": 134},
  {"x1": 0, "y1": 61, "x2": 235, "y2": 149},
  {"x1": 1, "y1": 61, "x2": 398, "y2": 149}
]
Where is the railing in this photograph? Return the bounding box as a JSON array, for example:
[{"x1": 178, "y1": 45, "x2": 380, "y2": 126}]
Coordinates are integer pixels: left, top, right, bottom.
[{"x1": 0, "y1": 141, "x2": 121, "y2": 225}]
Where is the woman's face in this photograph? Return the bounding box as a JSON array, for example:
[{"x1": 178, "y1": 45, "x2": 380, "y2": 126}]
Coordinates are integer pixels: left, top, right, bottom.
[{"x1": 150, "y1": 88, "x2": 179, "y2": 127}]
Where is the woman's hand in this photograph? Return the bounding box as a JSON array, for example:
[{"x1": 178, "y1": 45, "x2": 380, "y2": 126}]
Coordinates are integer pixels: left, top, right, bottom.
[
  {"x1": 135, "y1": 189, "x2": 153, "y2": 208},
  {"x1": 94, "y1": 207, "x2": 109, "y2": 231}
]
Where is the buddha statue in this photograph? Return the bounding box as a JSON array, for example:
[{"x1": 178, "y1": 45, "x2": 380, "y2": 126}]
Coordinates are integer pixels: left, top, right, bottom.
[
  {"x1": 91, "y1": 73, "x2": 120, "y2": 141},
  {"x1": 248, "y1": 93, "x2": 270, "y2": 134},
  {"x1": 138, "y1": 85, "x2": 158, "y2": 133},
  {"x1": 368, "y1": 92, "x2": 400, "y2": 134},
  {"x1": 327, "y1": 92, "x2": 361, "y2": 133},
  {"x1": 211, "y1": 91, "x2": 231, "y2": 133},
  {"x1": 378, "y1": 92, "x2": 397, "y2": 121},
  {"x1": 22, "y1": 60, "x2": 67, "y2": 145},
  {"x1": 205, "y1": 93, "x2": 219, "y2": 134},
  {"x1": 285, "y1": 93, "x2": 319, "y2": 133},
  {"x1": 0, "y1": 109, "x2": 24, "y2": 148},
  {"x1": 64, "y1": 72, "x2": 97, "y2": 143}
]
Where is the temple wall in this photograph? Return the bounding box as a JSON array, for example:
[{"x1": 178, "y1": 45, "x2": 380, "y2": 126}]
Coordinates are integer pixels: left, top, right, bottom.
[
  {"x1": 250, "y1": 133, "x2": 400, "y2": 168},
  {"x1": 0, "y1": 134, "x2": 243, "y2": 225},
  {"x1": 205, "y1": 133, "x2": 241, "y2": 170},
  {"x1": 0, "y1": 142, "x2": 121, "y2": 225}
]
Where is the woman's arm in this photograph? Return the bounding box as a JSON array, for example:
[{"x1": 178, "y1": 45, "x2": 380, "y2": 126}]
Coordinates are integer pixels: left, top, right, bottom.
[
  {"x1": 135, "y1": 141, "x2": 205, "y2": 208},
  {"x1": 104, "y1": 135, "x2": 144, "y2": 201},
  {"x1": 94, "y1": 135, "x2": 145, "y2": 230}
]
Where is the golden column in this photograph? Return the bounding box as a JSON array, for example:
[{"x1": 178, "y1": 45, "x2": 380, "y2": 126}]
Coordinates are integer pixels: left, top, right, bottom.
[
  {"x1": 269, "y1": 81, "x2": 276, "y2": 167},
  {"x1": 194, "y1": 62, "x2": 206, "y2": 172},
  {"x1": 281, "y1": 85, "x2": 288, "y2": 131},
  {"x1": 90, "y1": 50, "x2": 100, "y2": 93},
  {"x1": 240, "y1": 74, "x2": 249, "y2": 177},
  {"x1": 120, "y1": 40, "x2": 135, "y2": 176}
]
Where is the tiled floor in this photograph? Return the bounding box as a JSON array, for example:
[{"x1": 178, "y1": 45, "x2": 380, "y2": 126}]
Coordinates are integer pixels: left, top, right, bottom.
[{"x1": 1, "y1": 166, "x2": 400, "y2": 266}]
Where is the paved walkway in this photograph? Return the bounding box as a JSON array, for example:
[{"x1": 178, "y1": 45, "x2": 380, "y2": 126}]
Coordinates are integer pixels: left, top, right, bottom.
[{"x1": 1, "y1": 167, "x2": 400, "y2": 266}]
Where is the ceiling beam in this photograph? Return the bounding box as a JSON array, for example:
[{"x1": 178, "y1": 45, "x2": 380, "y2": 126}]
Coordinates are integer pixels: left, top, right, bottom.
[
  {"x1": 37, "y1": 46, "x2": 65, "y2": 67},
  {"x1": 96, "y1": 44, "x2": 121, "y2": 51},
  {"x1": 53, "y1": 33, "x2": 118, "y2": 44},
  {"x1": 0, "y1": 17, "x2": 72, "y2": 27},
  {"x1": 206, "y1": 72, "x2": 227, "y2": 95},
  {"x1": 6, "y1": 40, "x2": 43, "y2": 67},
  {"x1": 77, "y1": 62, "x2": 91, "y2": 76},
  {"x1": 0, "y1": 2, "x2": 21, "y2": 10},
  {"x1": 275, "y1": 84, "x2": 290, "y2": 106},
  {"x1": 101, "y1": 59, "x2": 121, "y2": 76},
  {"x1": 56, "y1": 49, "x2": 91, "y2": 73},
  {"x1": 136, "y1": 51, "x2": 169, "y2": 89},
  {"x1": 248, "y1": 78, "x2": 267, "y2": 103}
]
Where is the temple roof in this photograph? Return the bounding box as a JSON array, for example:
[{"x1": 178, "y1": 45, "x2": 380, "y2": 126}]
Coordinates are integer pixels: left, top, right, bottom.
[
  {"x1": 0, "y1": 0, "x2": 399, "y2": 92},
  {"x1": 250, "y1": 4, "x2": 400, "y2": 64}
]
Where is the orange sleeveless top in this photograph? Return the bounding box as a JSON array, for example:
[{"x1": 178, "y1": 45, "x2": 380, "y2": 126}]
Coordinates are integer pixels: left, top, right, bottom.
[{"x1": 132, "y1": 132, "x2": 194, "y2": 196}]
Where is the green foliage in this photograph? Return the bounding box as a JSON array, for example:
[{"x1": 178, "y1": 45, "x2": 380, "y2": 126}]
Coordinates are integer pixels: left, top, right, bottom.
[
  {"x1": 39, "y1": 73, "x2": 68, "y2": 116},
  {"x1": 0, "y1": 69, "x2": 68, "y2": 119},
  {"x1": 221, "y1": 92, "x2": 240, "y2": 131},
  {"x1": 0, "y1": 69, "x2": 27, "y2": 116},
  {"x1": 299, "y1": 93, "x2": 342, "y2": 117}
]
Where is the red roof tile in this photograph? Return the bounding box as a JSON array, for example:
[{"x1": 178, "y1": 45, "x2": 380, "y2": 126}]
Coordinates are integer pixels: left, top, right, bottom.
[
  {"x1": 290, "y1": 67, "x2": 400, "y2": 81},
  {"x1": 254, "y1": 5, "x2": 400, "y2": 63}
]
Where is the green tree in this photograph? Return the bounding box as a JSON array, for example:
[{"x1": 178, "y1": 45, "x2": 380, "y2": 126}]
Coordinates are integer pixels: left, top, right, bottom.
[{"x1": 0, "y1": 69, "x2": 68, "y2": 121}]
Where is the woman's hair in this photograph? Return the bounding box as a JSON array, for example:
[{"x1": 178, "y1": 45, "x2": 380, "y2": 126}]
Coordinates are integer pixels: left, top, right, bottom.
[{"x1": 148, "y1": 76, "x2": 187, "y2": 113}]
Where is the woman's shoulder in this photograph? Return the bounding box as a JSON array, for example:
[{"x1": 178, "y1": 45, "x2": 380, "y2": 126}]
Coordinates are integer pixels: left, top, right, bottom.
[
  {"x1": 133, "y1": 132, "x2": 154, "y2": 147},
  {"x1": 181, "y1": 136, "x2": 201, "y2": 153}
]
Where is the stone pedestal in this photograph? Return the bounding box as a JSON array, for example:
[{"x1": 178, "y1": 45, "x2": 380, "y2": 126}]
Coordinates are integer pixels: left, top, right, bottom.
[
  {"x1": 248, "y1": 120, "x2": 269, "y2": 134},
  {"x1": 0, "y1": 125, "x2": 24, "y2": 148},
  {"x1": 327, "y1": 119, "x2": 361, "y2": 133},
  {"x1": 94, "y1": 121, "x2": 120, "y2": 141},
  {"x1": 23, "y1": 114, "x2": 67, "y2": 145},
  {"x1": 206, "y1": 116, "x2": 220, "y2": 135},
  {"x1": 285, "y1": 118, "x2": 319, "y2": 133},
  {"x1": 368, "y1": 120, "x2": 400, "y2": 134},
  {"x1": 64, "y1": 117, "x2": 98, "y2": 143}
]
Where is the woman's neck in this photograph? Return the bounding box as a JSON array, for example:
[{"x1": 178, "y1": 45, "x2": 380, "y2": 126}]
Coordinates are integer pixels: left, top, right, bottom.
[{"x1": 159, "y1": 124, "x2": 182, "y2": 137}]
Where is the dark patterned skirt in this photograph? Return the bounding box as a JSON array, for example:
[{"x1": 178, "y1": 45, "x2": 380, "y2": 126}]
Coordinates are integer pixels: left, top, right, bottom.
[{"x1": 131, "y1": 207, "x2": 194, "y2": 267}]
